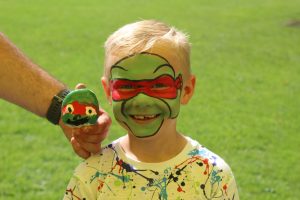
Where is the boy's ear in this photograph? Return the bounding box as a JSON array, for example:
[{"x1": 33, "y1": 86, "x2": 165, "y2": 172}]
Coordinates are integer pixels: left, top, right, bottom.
[
  {"x1": 180, "y1": 74, "x2": 196, "y2": 105},
  {"x1": 101, "y1": 76, "x2": 112, "y2": 104}
]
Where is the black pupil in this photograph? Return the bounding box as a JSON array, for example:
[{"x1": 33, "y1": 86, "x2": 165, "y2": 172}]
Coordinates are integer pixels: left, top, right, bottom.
[
  {"x1": 121, "y1": 85, "x2": 133, "y2": 89},
  {"x1": 68, "y1": 107, "x2": 72, "y2": 112},
  {"x1": 154, "y1": 83, "x2": 164, "y2": 88},
  {"x1": 88, "y1": 109, "x2": 92, "y2": 114}
]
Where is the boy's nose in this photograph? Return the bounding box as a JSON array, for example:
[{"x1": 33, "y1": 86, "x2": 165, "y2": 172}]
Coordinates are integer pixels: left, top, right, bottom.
[{"x1": 129, "y1": 93, "x2": 155, "y2": 108}]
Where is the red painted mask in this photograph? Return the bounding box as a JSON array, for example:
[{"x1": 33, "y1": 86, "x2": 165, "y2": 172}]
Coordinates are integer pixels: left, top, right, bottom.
[{"x1": 110, "y1": 74, "x2": 182, "y2": 101}]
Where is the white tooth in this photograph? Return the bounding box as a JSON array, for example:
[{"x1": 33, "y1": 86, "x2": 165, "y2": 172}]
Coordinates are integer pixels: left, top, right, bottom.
[
  {"x1": 132, "y1": 114, "x2": 159, "y2": 120},
  {"x1": 135, "y1": 115, "x2": 145, "y2": 120}
]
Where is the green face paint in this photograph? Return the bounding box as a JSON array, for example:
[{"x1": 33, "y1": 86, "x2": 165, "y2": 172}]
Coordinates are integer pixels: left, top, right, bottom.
[
  {"x1": 110, "y1": 53, "x2": 182, "y2": 138},
  {"x1": 61, "y1": 89, "x2": 100, "y2": 127}
]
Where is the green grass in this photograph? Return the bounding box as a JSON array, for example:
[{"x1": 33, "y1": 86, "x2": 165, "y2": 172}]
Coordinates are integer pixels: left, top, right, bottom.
[{"x1": 0, "y1": 0, "x2": 299, "y2": 199}]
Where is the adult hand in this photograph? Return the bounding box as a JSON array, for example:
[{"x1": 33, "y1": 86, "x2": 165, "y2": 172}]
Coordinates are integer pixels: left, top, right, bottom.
[{"x1": 60, "y1": 83, "x2": 111, "y2": 159}]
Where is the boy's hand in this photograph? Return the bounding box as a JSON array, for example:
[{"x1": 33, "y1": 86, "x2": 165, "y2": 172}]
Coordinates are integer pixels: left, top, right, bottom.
[{"x1": 59, "y1": 83, "x2": 111, "y2": 159}]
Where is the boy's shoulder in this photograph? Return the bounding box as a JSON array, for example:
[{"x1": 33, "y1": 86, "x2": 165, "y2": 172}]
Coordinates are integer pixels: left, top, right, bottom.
[
  {"x1": 72, "y1": 136, "x2": 234, "y2": 181},
  {"x1": 75, "y1": 136, "x2": 233, "y2": 170},
  {"x1": 183, "y1": 136, "x2": 233, "y2": 172}
]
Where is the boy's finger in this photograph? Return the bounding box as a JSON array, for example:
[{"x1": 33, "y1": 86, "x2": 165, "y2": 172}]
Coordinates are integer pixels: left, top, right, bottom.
[
  {"x1": 92, "y1": 110, "x2": 112, "y2": 135},
  {"x1": 79, "y1": 111, "x2": 111, "y2": 135},
  {"x1": 70, "y1": 112, "x2": 110, "y2": 144},
  {"x1": 97, "y1": 110, "x2": 112, "y2": 127},
  {"x1": 71, "y1": 137, "x2": 91, "y2": 159}
]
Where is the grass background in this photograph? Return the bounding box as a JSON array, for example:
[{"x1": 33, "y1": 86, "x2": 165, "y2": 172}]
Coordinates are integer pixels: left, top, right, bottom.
[{"x1": 0, "y1": 0, "x2": 299, "y2": 199}]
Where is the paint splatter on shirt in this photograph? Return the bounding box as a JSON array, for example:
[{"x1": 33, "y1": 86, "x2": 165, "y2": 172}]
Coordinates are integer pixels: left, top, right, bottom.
[{"x1": 63, "y1": 137, "x2": 239, "y2": 200}]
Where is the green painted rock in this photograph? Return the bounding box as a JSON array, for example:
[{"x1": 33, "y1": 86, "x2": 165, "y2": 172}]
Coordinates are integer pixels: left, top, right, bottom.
[{"x1": 61, "y1": 89, "x2": 99, "y2": 126}]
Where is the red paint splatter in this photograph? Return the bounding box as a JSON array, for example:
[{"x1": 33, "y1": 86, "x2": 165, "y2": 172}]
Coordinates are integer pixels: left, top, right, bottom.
[
  {"x1": 97, "y1": 180, "x2": 105, "y2": 191},
  {"x1": 223, "y1": 184, "x2": 228, "y2": 195},
  {"x1": 177, "y1": 186, "x2": 185, "y2": 193},
  {"x1": 203, "y1": 159, "x2": 209, "y2": 175},
  {"x1": 66, "y1": 188, "x2": 83, "y2": 200},
  {"x1": 111, "y1": 158, "x2": 124, "y2": 173},
  {"x1": 175, "y1": 156, "x2": 210, "y2": 175}
]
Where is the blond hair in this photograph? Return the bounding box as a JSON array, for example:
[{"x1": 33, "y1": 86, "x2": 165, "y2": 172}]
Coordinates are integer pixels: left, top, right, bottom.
[{"x1": 104, "y1": 20, "x2": 191, "y2": 78}]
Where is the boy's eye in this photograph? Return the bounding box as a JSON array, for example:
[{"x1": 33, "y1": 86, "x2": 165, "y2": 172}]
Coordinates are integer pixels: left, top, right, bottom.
[
  {"x1": 152, "y1": 83, "x2": 169, "y2": 89},
  {"x1": 117, "y1": 84, "x2": 136, "y2": 91},
  {"x1": 120, "y1": 85, "x2": 134, "y2": 89}
]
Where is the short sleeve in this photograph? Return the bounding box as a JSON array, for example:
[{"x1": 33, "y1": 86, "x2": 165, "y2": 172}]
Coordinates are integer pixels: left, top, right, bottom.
[
  {"x1": 225, "y1": 174, "x2": 239, "y2": 200},
  {"x1": 63, "y1": 175, "x2": 95, "y2": 200},
  {"x1": 219, "y1": 159, "x2": 239, "y2": 200},
  {"x1": 63, "y1": 156, "x2": 101, "y2": 200},
  {"x1": 193, "y1": 143, "x2": 239, "y2": 200}
]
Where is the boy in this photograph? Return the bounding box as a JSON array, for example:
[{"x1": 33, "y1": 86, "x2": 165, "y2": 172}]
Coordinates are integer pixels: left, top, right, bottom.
[{"x1": 64, "y1": 20, "x2": 239, "y2": 200}]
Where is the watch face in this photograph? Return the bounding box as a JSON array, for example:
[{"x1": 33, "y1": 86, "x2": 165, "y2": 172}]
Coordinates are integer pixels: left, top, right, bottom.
[{"x1": 61, "y1": 89, "x2": 100, "y2": 126}]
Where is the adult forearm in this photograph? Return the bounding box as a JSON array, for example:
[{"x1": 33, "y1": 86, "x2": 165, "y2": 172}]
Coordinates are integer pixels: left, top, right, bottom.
[{"x1": 0, "y1": 32, "x2": 66, "y2": 117}]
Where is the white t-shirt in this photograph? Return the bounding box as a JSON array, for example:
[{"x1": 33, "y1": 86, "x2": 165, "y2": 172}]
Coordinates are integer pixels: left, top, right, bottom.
[{"x1": 63, "y1": 136, "x2": 239, "y2": 200}]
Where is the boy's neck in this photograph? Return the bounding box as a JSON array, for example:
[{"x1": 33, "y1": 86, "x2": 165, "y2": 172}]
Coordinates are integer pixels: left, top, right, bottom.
[{"x1": 119, "y1": 120, "x2": 187, "y2": 163}]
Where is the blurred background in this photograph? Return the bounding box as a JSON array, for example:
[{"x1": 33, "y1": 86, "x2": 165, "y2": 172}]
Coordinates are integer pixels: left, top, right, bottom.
[{"x1": 0, "y1": 0, "x2": 299, "y2": 199}]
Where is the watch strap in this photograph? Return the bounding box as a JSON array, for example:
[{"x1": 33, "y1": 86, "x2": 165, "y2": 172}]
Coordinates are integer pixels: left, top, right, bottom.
[{"x1": 46, "y1": 89, "x2": 70, "y2": 125}]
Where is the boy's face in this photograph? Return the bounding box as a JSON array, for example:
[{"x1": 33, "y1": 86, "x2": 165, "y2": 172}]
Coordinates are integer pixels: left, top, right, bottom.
[{"x1": 109, "y1": 53, "x2": 183, "y2": 138}]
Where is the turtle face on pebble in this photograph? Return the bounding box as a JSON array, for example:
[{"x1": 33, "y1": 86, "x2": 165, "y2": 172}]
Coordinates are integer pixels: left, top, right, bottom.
[{"x1": 61, "y1": 89, "x2": 100, "y2": 127}]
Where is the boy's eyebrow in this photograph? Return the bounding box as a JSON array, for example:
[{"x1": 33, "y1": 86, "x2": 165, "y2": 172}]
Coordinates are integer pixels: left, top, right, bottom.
[
  {"x1": 110, "y1": 65, "x2": 128, "y2": 79},
  {"x1": 153, "y1": 64, "x2": 175, "y2": 77},
  {"x1": 111, "y1": 65, "x2": 128, "y2": 72}
]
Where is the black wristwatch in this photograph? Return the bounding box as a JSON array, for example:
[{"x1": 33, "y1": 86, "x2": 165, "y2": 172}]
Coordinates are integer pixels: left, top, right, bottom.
[{"x1": 46, "y1": 89, "x2": 70, "y2": 125}]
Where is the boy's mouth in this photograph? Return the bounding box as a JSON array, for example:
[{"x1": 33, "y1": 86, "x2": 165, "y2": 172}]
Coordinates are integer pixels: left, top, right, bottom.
[{"x1": 129, "y1": 114, "x2": 160, "y2": 121}]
